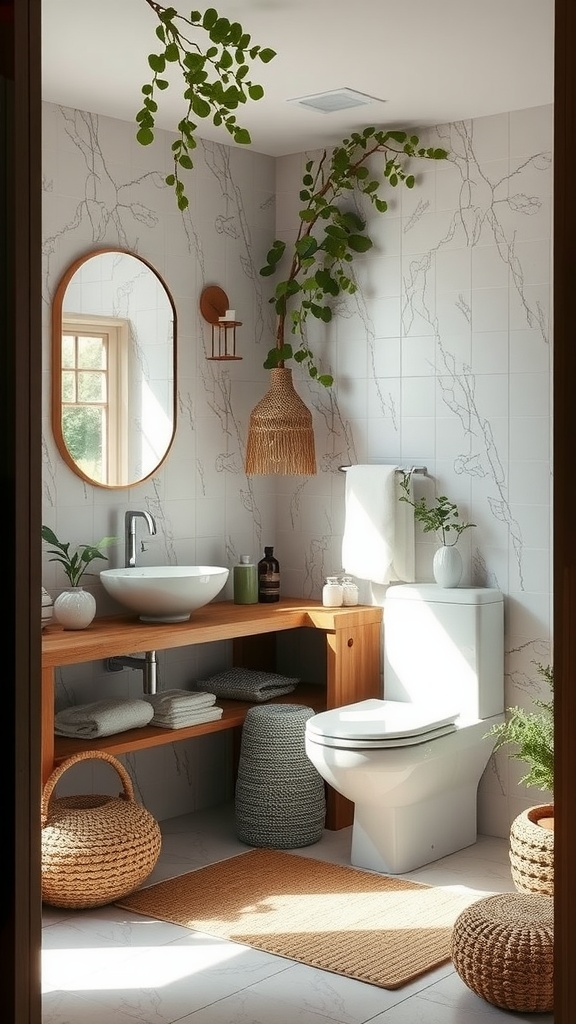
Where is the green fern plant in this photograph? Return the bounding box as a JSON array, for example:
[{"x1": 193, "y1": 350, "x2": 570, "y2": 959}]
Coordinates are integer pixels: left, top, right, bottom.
[{"x1": 486, "y1": 662, "x2": 554, "y2": 793}]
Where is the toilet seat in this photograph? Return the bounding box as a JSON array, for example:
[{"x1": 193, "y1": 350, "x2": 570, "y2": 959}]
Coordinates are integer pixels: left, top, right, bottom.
[{"x1": 306, "y1": 698, "x2": 459, "y2": 749}]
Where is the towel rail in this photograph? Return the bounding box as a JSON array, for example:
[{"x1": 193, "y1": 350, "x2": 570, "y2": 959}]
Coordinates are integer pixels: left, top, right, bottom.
[{"x1": 338, "y1": 464, "x2": 427, "y2": 475}]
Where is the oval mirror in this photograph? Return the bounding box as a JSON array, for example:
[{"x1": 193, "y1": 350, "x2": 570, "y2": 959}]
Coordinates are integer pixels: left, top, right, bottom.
[{"x1": 51, "y1": 249, "x2": 177, "y2": 488}]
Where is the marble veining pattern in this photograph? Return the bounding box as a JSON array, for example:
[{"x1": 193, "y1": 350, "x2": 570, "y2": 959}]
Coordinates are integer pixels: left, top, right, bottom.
[{"x1": 42, "y1": 100, "x2": 552, "y2": 835}]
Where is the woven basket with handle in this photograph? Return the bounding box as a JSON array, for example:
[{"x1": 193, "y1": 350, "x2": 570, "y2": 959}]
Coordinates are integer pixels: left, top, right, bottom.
[{"x1": 41, "y1": 750, "x2": 162, "y2": 909}]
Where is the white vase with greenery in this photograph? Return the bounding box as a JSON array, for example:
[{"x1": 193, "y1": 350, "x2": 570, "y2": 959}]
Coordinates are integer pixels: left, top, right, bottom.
[
  {"x1": 398, "y1": 474, "x2": 476, "y2": 587},
  {"x1": 432, "y1": 544, "x2": 463, "y2": 587},
  {"x1": 42, "y1": 526, "x2": 115, "y2": 631}
]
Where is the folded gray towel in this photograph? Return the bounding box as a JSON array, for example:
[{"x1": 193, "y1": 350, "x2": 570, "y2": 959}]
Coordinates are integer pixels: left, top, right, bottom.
[
  {"x1": 144, "y1": 689, "x2": 217, "y2": 712},
  {"x1": 150, "y1": 706, "x2": 224, "y2": 730},
  {"x1": 194, "y1": 667, "x2": 299, "y2": 702},
  {"x1": 54, "y1": 698, "x2": 154, "y2": 738}
]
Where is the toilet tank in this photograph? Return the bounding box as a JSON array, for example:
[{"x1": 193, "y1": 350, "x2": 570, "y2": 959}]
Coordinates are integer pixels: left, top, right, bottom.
[{"x1": 383, "y1": 584, "x2": 504, "y2": 721}]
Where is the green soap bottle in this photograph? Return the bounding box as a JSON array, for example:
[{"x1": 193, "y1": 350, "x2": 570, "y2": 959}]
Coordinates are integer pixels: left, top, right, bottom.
[{"x1": 233, "y1": 555, "x2": 258, "y2": 605}]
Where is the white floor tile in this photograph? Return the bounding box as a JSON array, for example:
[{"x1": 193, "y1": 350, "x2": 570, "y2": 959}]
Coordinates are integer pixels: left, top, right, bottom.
[
  {"x1": 246, "y1": 960, "x2": 455, "y2": 1024},
  {"x1": 42, "y1": 802, "x2": 550, "y2": 1024}
]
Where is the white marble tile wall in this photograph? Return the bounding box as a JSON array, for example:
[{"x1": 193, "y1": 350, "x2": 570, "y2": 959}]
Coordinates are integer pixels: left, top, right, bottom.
[
  {"x1": 273, "y1": 107, "x2": 553, "y2": 837},
  {"x1": 42, "y1": 101, "x2": 553, "y2": 837},
  {"x1": 41, "y1": 100, "x2": 278, "y2": 815}
]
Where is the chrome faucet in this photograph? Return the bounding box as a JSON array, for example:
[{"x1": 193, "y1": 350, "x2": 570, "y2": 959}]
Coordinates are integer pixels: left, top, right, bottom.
[{"x1": 125, "y1": 510, "x2": 157, "y2": 568}]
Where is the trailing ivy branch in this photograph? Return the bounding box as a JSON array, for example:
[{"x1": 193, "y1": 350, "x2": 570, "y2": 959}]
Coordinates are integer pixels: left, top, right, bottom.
[
  {"x1": 260, "y1": 128, "x2": 448, "y2": 386},
  {"x1": 137, "y1": 2, "x2": 276, "y2": 210}
]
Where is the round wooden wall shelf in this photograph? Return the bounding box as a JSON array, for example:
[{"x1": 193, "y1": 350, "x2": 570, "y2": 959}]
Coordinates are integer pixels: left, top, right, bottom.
[
  {"x1": 200, "y1": 285, "x2": 243, "y2": 361},
  {"x1": 200, "y1": 285, "x2": 229, "y2": 325}
]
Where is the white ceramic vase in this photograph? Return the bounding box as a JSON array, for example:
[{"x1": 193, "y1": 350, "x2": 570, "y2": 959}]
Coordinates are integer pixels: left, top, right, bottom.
[
  {"x1": 53, "y1": 587, "x2": 96, "y2": 629},
  {"x1": 432, "y1": 545, "x2": 463, "y2": 588}
]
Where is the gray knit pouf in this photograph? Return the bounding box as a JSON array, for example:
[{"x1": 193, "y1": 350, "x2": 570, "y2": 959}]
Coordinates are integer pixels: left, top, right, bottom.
[{"x1": 235, "y1": 704, "x2": 326, "y2": 848}]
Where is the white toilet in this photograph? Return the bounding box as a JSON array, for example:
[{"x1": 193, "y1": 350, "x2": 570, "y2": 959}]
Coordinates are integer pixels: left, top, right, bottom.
[{"x1": 305, "y1": 584, "x2": 504, "y2": 874}]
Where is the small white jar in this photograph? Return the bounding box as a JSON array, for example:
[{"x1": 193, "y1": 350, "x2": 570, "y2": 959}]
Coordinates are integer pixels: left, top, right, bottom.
[
  {"x1": 341, "y1": 575, "x2": 359, "y2": 606},
  {"x1": 322, "y1": 576, "x2": 343, "y2": 607}
]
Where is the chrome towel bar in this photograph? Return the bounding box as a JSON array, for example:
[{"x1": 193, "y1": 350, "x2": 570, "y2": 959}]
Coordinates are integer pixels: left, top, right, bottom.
[{"x1": 338, "y1": 465, "x2": 427, "y2": 475}]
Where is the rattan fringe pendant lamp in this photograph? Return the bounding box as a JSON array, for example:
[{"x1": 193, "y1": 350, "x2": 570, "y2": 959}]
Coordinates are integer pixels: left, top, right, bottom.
[{"x1": 245, "y1": 367, "x2": 316, "y2": 475}]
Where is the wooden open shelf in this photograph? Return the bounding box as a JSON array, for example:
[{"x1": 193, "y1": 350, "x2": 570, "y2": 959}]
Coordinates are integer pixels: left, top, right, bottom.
[
  {"x1": 42, "y1": 599, "x2": 383, "y2": 829},
  {"x1": 53, "y1": 683, "x2": 326, "y2": 763}
]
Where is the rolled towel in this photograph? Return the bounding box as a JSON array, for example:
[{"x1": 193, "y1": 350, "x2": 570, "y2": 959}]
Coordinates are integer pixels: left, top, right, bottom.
[
  {"x1": 54, "y1": 698, "x2": 154, "y2": 738},
  {"x1": 193, "y1": 667, "x2": 299, "y2": 702},
  {"x1": 144, "y1": 689, "x2": 217, "y2": 713},
  {"x1": 150, "y1": 706, "x2": 224, "y2": 730}
]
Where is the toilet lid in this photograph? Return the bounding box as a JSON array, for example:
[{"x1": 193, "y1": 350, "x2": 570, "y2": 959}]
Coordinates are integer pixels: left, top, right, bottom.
[{"x1": 306, "y1": 699, "x2": 458, "y2": 749}]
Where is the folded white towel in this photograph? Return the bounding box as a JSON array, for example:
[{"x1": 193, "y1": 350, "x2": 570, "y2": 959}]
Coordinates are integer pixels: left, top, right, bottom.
[
  {"x1": 145, "y1": 689, "x2": 217, "y2": 712},
  {"x1": 341, "y1": 465, "x2": 416, "y2": 585},
  {"x1": 54, "y1": 698, "x2": 154, "y2": 738},
  {"x1": 150, "y1": 706, "x2": 224, "y2": 730}
]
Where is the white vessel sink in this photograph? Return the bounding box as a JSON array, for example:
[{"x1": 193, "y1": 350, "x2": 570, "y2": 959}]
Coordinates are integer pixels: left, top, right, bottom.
[{"x1": 100, "y1": 565, "x2": 229, "y2": 622}]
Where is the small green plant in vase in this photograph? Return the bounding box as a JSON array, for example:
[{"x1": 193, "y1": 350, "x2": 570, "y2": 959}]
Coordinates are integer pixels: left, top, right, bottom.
[
  {"x1": 42, "y1": 526, "x2": 115, "y2": 586},
  {"x1": 398, "y1": 473, "x2": 475, "y2": 587},
  {"x1": 42, "y1": 526, "x2": 116, "y2": 629},
  {"x1": 398, "y1": 473, "x2": 476, "y2": 545}
]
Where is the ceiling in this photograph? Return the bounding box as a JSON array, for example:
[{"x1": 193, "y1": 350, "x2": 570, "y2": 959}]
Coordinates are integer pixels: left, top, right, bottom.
[{"x1": 42, "y1": 0, "x2": 554, "y2": 158}]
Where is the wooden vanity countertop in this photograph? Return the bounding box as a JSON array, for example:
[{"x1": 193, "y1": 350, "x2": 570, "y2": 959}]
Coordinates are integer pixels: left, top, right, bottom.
[{"x1": 41, "y1": 598, "x2": 383, "y2": 667}]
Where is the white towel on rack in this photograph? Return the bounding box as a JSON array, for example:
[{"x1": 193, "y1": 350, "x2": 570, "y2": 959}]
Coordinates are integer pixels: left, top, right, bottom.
[{"x1": 341, "y1": 465, "x2": 416, "y2": 585}]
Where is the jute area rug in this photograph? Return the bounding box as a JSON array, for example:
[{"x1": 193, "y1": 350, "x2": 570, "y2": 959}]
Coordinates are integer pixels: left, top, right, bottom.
[{"x1": 117, "y1": 848, "x2": 479, "y2": 989}]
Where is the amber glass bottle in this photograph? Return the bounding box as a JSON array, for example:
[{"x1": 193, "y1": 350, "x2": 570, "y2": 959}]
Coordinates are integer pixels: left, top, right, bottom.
[{"x1": 257, "y1": 546, "x2": 280, "y2": 603}]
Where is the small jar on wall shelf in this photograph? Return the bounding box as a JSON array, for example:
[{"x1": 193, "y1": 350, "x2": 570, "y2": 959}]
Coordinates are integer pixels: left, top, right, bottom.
[{"x1": 41, "y1": 526, "x2": 115, "y2": 630}]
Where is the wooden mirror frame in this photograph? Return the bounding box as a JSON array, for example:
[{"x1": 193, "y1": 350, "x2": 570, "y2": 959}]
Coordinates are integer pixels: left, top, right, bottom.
[{"x1": 51, "y1": 248, "x2": 177, "y2": 488}]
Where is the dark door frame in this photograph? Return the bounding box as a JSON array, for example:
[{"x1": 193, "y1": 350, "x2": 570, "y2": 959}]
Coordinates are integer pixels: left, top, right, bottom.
[
  {"x1": 1, "y1": 0, "x2": 43, "y2": 1021},
  {"x1": 553, "y1": 1, "x2": 576, "y2": 1019},
  {"x1": 2, "y1": 0, "x2": 574, "y2": 1020}
]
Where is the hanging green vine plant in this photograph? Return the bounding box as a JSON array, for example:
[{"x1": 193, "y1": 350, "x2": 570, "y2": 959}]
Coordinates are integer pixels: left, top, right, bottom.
[
  {"x1": 260, "y1": 128, "x2": 448, "y2": 386},
  {"x1": 137, "y1": 2, "x2": 276, "y2": 209}
]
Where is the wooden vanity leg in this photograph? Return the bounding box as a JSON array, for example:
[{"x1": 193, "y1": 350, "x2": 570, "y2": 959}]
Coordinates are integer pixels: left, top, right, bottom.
[
  {"x1": 324, "y1": 620, "x2": 382, "y2": 830},
  {"x1": 41, "y1": 665, "x2": 56, "y2": 785}
]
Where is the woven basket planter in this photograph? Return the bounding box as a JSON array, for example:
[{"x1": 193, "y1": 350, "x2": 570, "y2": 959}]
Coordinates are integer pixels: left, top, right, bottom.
[
  {"x1": 509, "y1": 804, "x2": 554, "y2": 896},
  {"x1": 244, "y1": 368, "x2": 316, "y2": 476},
  {"x1": 41, "y1": 750, "x2": 162, "y2": 909},
  {"x1": 451, "y1": 892, "x2": 553, "y2": 1012}
]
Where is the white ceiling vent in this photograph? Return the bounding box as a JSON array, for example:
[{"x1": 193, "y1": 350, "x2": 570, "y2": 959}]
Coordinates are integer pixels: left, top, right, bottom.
[{"x1": 287, "y1": 87, "x2": 385, "y2": 114}]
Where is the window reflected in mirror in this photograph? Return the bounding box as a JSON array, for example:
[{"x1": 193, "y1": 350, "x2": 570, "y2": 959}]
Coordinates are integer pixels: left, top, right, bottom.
[{"x1": 51, "y1": 250, "x2": 177, "y2": 488}]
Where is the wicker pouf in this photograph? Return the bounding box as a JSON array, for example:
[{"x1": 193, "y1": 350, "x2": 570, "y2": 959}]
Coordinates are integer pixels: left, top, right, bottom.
[
  {"x1": 509, "y1": 805, "x2": 554, "y2": 896},
  {"x1": 451, "y1": 892, "x2": 553, "y2": 1013},
  {"x1": 235, "y1": 704, "x2": 326, "y2": 848}
]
